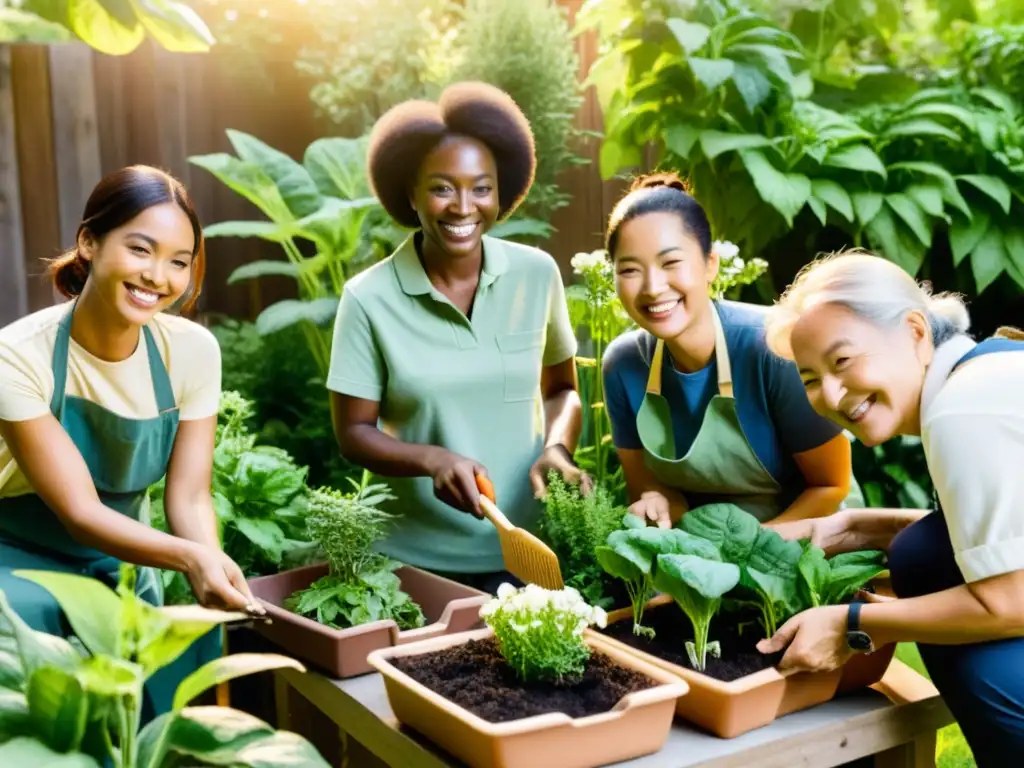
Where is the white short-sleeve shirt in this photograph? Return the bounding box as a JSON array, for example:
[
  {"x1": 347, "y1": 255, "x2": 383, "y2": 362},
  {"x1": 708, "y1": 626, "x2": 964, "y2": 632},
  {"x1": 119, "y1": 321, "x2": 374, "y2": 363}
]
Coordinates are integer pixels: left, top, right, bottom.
[
  {"x1": 920, "y1": 334, "x2": 1024, "y2": 583},
  {"x1": 0, "y1": 302, "x2": 222, "y2": 499}
]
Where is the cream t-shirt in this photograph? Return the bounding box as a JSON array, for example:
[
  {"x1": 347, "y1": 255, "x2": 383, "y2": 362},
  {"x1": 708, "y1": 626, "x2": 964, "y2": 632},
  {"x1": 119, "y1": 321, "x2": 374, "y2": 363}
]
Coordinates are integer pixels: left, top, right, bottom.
[
  {"x1": 920, "y1": 334, "x2": 1024, "y2": 583},
  {"x1": 0, "y1": 302, "x2": 222, "y2": 499}
]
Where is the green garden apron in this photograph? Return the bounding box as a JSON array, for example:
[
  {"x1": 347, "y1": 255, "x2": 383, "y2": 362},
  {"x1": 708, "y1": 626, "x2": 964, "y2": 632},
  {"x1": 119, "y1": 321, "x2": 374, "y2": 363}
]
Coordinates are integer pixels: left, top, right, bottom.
[
  {"x1": 636, "y1": 301, "x2": 860, "y2": 522},
  {"x1": 0, "y1": 303, "x2": 220, "y2": 721}
]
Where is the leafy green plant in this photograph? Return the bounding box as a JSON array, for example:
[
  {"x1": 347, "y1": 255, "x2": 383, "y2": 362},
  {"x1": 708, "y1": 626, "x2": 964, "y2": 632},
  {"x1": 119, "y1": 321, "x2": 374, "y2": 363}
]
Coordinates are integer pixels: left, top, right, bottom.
[
  {"x1": 479, "y1": 583, "x2": 608, "y2": 684},
  {"x1": 851, "y1": 434, "x2": 934, "y2": 510},
  {"x1": 584, "y1": 0, "x2": 1024, "y2": 296},
  {"x1": 189, "y1": 130, "x2": 403, "y2": 374},
  {"x1": 0, "y1": 566, "x2": 326, "y2": 767},
  {"x1": 539, "y1": 472, "x2": 628, "y2": 607},
  {"x1": 150, "y1": 391, "x2": 319, "y2": 604},
  {"x1": 1, "y1": 0, "x2": 213, "y2": 53},
  {"x1": 285, "y1": 483, "x2": 425, "y2": 631},
  {"x1": 797, "y1": 543, "x2": 887, "y2": 607},
  {"x1": 653, "y1": 553, "x2": 741, "y2": 672}
]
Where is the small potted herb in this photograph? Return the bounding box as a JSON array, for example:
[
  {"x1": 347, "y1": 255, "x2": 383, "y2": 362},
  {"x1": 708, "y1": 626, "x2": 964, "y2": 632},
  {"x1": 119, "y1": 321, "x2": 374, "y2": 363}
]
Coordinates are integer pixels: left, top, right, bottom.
[
  {"x1": 367, "y1": 584, "x2": 689, "y2": 768},
  {"x1": 596, "y1": 504, "x2": 895, "y2": 737},
  {"x1": 247, "y1": 481, "x2": 488, "y2": 677}
]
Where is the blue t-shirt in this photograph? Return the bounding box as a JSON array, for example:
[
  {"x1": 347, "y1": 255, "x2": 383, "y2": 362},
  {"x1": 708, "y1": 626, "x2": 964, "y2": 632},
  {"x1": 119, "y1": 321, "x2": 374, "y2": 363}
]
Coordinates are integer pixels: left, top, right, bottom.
[{"x1": 602, "y1": 300, "x2": 843, "y2": 502}]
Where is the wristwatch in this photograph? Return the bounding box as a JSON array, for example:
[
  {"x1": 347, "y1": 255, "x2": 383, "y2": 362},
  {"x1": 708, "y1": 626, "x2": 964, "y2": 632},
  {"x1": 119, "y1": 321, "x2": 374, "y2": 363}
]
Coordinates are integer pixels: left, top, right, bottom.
[{"x1": 846, "y1": 601, "x2": 875, "y2": 653}]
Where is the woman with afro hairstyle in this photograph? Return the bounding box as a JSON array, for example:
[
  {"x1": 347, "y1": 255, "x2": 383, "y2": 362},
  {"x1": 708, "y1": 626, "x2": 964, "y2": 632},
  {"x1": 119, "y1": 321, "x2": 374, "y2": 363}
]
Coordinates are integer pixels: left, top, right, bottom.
[
  {"x1": 326, "y1": 82, "x2": 588, "y2": 592},
  {"x1": 601, "y1": 172, "x2": 857, "y2": 530}
]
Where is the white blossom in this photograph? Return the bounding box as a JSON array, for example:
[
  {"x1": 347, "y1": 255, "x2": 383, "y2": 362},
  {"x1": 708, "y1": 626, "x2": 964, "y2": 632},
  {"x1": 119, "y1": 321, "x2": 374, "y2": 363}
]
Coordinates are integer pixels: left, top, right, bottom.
[
  {"x1": 711, "y1": 240, "x2": 740, "y2": 262},
  {"x1": 570, "y1": 250, "x2": 608, "y2": 275}
]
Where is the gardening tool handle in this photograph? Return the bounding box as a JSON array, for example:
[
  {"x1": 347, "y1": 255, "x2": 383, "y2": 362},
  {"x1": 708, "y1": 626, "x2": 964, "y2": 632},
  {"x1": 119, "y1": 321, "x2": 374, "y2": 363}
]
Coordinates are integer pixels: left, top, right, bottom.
[{"x1": 479, "y1": 496, "x2": 514, "y2": 532}]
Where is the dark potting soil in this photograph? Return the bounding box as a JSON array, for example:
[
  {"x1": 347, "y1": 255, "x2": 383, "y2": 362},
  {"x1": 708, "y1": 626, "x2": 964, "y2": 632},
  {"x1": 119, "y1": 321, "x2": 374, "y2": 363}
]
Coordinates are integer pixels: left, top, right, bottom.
[
  {"x1": 389, "y1": 637, "x2": 657, "y2": 723},
  {"x1": 600, "y1": 603, "x2": 785, "y2": 682}
]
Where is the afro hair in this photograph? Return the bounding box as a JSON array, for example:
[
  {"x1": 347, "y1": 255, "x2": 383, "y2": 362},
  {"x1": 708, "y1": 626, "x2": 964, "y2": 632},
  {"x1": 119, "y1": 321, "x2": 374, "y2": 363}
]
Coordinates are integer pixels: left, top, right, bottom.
[{"x1": 366, "y1": 81, "x2": 536, "y2": 229}]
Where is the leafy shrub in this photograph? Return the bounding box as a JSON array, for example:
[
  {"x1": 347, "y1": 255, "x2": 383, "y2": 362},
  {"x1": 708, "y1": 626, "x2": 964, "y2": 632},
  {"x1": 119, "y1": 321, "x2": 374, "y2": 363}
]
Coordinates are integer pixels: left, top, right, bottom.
[
  {"x1": 480, "y1": 583, "x2": 607, "y2": 684},
  {"x1": 539, "y1": 473, "x2": 628, "y2": 607},
  {"x1": 286, "y1": 483, "x2": 425, "y2": 631}
]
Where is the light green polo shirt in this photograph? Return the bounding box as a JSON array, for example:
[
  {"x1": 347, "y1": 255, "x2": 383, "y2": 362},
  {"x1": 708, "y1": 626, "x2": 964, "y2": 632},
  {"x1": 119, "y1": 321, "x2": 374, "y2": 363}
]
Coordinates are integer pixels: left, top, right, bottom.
[{"x1": 326, "y1": 233, "x2": 577, "y2": 573}]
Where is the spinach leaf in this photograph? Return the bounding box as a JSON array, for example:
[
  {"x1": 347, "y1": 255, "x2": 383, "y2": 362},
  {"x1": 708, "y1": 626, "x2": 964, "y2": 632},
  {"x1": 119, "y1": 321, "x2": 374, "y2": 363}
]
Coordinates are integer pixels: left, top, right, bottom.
[
  {"x1": 824, "y1": 550, "x2": 887, "y2": 604},
  {"x1": 653, "y1": 553, "x2": 740, "y2": 672},
  {"x1": 680, "y1": 503, "x2": 760, "y2": 565}
]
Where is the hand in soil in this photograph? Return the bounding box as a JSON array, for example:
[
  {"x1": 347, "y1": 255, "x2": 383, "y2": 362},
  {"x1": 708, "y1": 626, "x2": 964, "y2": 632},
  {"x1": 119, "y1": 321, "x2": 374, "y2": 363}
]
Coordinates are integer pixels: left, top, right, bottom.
[{"x1": 757, "y1": 604, "x2": 856, "y2": 673}]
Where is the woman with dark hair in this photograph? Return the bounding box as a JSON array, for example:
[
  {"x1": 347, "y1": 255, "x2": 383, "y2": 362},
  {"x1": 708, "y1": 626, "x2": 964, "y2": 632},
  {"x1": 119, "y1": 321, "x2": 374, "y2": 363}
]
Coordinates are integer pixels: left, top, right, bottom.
[
  {"x1": 327, "y1": 82, "x2": 586, "y2": 593},
  {"x1": 601, "y1": 172, "x2": 856, "y2": 528},
  {"x1": 0, "y1": 165, "x2": 262, "y2": 717}
]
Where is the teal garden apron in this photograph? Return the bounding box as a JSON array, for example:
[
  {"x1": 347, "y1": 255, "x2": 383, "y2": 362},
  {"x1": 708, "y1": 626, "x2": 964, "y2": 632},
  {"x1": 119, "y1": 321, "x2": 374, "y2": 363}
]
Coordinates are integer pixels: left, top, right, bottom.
[
  {"x1": 636, "y1": 301, "x2": 861, "y2": 522},
  {"x1": 0, "y1": 303, "x2": 220, "y2": 721}
]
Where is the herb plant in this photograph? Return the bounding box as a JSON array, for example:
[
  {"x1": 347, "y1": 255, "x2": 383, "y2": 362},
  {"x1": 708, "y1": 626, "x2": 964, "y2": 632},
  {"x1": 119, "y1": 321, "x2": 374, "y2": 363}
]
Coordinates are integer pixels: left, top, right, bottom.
[
  {"x1": 285, "y1": 482, "x2": 425, "y2": 631},
  {"x1": 0, "y1": 566, "x2": 326, "y2": 768},
  {"x1": 480, "y1": 583, "x2": 608, "y2": 685},
  {"x1": 539, "y1": 473, "x2": 628, "y2": 608}
]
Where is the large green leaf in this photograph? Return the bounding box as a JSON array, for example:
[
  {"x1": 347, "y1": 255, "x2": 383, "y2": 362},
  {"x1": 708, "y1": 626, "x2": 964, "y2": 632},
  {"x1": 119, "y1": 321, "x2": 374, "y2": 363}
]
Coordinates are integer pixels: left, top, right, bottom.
[
  {"x1": 227, "y1": 261, "x2": 300, "y2": 285},
  {"x1": 664, "y1": 124, "x2": 701, "y2": 159},
  {"x1": 728, "y1": 43, "x2": 795, "y2": 87},
  {"x1": 811, "y1": 179, "x2": 854, "y2": 221},
  {"x1": 255, "y1": 298, "x2": 340, "y2": 336},
  {"x1": 957, "y1": 175, "x2": 1012, "y2": 214},
  {"x1": 189, "y1": 154, "x2": 293, "y2": 222},
  {"x1": 886, "y1": 194, "x2": 933, "y2": 247},
  {"x1": 903, "y1": 185, "x2": 945, "y2": 218},
  {"x1": 730, "y1": 62, "x2": 772, "y2": 112},
  {"x1": 75, "y1": 655, "x2": 142, "y2": 698},
  {"x1": 901, "y1": 101, "x2": 974, "y2": 130},
  {"x1": 970, "y1": 227, "x2": 1007, "y2": 294},
  {"x1": 1004, "y1": 227, "x2": 1024, "y2": 290},
  {"x1": 0, "y1": 9, "x2": 72, "y2": 42},
  {"x1": 0, "y1": 737, "x2": 100, "y2": 767},
  {"x1": 174, "y1": 654, "x2": 304, "y2": 711},
  {"x1": 129, "y1": 0, "x2": 213, "y2": 52},
  {"x1": 27, "y1": 666, "x2": 89, "y2": 754},
  {"x1": 807, "y1": 196, "x2": 826, "y2": 225},
  {"x1": 68, "y1": 0, "x2": 145, "y2": 55},
  {"x1": 950, "y1": 211, "x2": 991, "y2": 266},
  {"x1": 654, "y1": 554, "x2": 740, "y2": 602},
  {"x1": 294, "y1": 196, "x2": 377, "y2": 253},
  {"x1": 688, "y1": 57, "x2": 735, "y2": 92},
  {"x1": 0, "y1": 591, "x2": 80, "y2": 677},
  {"x1": 303, "y1": 136, "x2": 372, "y2": 200},
  {"x1": 823, "y1": 145, "x2": 887, "y2": 178},
  {"x1": 739, "y1": 150, "x2": 811, "y2": 226},
  {"x1": 203, "y1": 220, "x2": 296, "y2": 243},
  {"x1": 699, "y1": 131, "x2": 772, "y2": 159},
  {"x1": 227, "y1": 130, "x2": 323, "y2": 219},
  {"x1": 680, "y1": 503, "x2": 759, "y2": 566},
  {"x1": 0, "y1": 689, "x2": 30, "y2": 740},
  {"x1": 230, "y1": 729, "x2": 331, "y2": 767},
  {"x1": 131, "y1": 602, "x2": 245, "y2": 678},
  {"x1": 851, "y1": 190, "x2": 885, "y2": 227},
  {"x1": 137, "y1": 707, "x2": 274, "y2": 768},
  {"x1": 888, "y1": 161, "x2": 973, "y2": 220},
  {"x1": 971, "y1": 87, "x2": 1018, "y2": 117},
  {"x1": 232, "y1": 519, "x2": 286, "y2": 564},
  {"x1": 865, "y1": 205, "x2": 927, "y2": 275},
  {"x1": 883, "y1": 118, "x2": 960, "y2": 143},
  {"x1": 666, "y1": 19, "x2": 710, "y2": 54},
  {"x1": 12, "y1": 571, "x2": 120, "y2": 658}
]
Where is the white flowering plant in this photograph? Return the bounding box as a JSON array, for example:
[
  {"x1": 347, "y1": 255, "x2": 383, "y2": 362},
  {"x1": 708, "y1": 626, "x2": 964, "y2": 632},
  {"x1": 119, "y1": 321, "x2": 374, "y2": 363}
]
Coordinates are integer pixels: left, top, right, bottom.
[
  {"x1": 709, "y1": 240, "x2": 768, "y2": 300},
  {"x1": 480, "y1": 583, "x2": 609, "y2": 684}
]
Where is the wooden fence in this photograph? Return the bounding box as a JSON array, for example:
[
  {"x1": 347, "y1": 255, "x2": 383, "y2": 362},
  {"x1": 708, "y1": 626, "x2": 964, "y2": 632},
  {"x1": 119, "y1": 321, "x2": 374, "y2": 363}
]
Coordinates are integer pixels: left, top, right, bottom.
[{"x1": 0, "y1": 0, "x2": 628, "y2": 329}]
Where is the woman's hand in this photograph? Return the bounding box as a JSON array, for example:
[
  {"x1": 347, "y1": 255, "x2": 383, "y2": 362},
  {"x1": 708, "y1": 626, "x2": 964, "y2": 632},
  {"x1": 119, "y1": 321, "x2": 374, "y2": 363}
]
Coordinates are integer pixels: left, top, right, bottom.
[
  {"x1": 529, "y1": 444, "x2": 593, "y2": 499},
  {"x1": 183, "y1": 544, "x2": 264, "y2": 615},
  {"x1": 756, "y1": 605, "x2": 854, "y2": 673},
  {"x1": 628, "y1": 490, "x2": 672, "y2": 529},
  {"x1": 773, "y1": 509, "x2": 870, "y2": 556},
  {"x1": 425, "y1": 448, "x2": 488, "y2": 518}
]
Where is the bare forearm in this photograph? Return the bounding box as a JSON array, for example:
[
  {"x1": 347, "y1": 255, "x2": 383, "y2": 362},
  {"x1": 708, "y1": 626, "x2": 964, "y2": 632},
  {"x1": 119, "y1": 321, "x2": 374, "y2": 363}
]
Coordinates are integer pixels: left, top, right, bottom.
[
  {"x1": 864, "y1": 584, "x2": 1024, "y2": 646},
  {"x1": 69, "y1": 502, "x2": 196, "y2": 572},
  {"x1": 542, "y1": 388, "x2": 583, "y2": 453},
  {"x1": 339, "y1": 424, "x2": 442, "y2": 477},
  {"x1": 165, "y1": 494, "x2": 220, "y2": 550},
  {"x1": 769, "y1": 485, "x2": 847, "y2": 526}
]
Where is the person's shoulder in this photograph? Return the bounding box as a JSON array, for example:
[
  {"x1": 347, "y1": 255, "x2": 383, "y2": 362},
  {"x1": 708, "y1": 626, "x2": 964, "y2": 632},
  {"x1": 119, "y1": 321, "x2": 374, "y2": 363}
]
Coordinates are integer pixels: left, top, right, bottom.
[
  {"x1": 716, "y1": 300, "x2": 773, "y2": 358},
  {"x1": 151, "y1": 313, "x2": 221, "y2": 363},
  {"x1": 0, "y1": 302, "x2": 66, "y2": 351},
  {"x1": 603, "y1": 328, "x2": 654, "y2": 373},
  {"x1": 932, "y1": 343, "x2": 1024, "y2": 419},
  {"x1": 490, "y1": 236, "x2": 561, "y2": 277}
]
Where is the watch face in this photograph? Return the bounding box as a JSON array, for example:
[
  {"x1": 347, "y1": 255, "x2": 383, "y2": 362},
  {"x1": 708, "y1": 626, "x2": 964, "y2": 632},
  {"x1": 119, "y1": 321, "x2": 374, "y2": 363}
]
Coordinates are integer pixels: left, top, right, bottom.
[{"x1": 848, "y1": 630, "x2": 873, "y2": 652}]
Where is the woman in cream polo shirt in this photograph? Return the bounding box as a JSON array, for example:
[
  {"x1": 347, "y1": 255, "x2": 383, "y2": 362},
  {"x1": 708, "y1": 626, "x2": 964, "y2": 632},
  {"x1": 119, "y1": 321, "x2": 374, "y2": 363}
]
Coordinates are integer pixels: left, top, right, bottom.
[
  {"x1": 755, "y1": 250, "x2": 1024, "y2": 766},
  {"x1": 327, "y1": 82, "x2": 587, "y2": 592},
  {"x1": 0, "y1": 166, "x2": 261, "y2": 719}
]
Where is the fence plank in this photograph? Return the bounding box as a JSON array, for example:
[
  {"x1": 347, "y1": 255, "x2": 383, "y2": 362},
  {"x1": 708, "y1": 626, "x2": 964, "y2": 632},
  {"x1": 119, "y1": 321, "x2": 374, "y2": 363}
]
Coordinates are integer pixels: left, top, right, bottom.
[
  {"x1": 11, "y1": 45, "x2": 61, "y2": 314},
  {"x1": 0, "y1": 47, "x2": 28, "y2": 328},
  {"x1": 48, "y1": 43, "x2": 103, "y2": 249}
]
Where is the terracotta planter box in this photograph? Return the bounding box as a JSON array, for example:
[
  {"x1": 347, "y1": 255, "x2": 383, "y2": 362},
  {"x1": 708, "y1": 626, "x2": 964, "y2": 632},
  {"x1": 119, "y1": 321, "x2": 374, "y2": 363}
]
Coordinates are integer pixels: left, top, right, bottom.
[
  {"x1": 247, "y1": 563, "x2": 489, "y2": 678},
  {"x1": 367, "y1": 627, "x2": 688, "y2": 768},
  {"x1": 599, "y1": 596, "x2": 895, "y2": 738}
]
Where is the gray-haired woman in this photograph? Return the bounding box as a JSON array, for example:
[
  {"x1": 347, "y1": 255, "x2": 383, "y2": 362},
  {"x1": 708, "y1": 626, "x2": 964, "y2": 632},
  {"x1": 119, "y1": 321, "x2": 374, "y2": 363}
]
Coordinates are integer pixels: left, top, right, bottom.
[{"x1": 755, "y1": 249, "x2": 1024, "y2": 767}]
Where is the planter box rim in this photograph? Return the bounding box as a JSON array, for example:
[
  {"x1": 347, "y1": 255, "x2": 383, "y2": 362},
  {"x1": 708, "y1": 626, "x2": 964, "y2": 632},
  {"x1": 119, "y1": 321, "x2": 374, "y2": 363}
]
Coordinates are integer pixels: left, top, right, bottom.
[{"x1": 367, "y1": 627, "x2": 689, "y2": 736}]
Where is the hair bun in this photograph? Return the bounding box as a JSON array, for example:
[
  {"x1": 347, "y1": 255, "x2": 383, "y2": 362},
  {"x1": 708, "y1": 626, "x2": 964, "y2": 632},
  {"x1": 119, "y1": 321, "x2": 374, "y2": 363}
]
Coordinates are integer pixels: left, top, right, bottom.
[{"x1": 630, "y1": 171, "x2": 690, "y2": 194}]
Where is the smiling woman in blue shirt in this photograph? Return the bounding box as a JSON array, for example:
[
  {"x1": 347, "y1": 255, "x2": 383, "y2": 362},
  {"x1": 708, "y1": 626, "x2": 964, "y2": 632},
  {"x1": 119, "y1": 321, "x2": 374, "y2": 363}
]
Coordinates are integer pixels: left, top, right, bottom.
[{"x1": 601, "y1": 172, "x2": 856, "y2": 529}]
